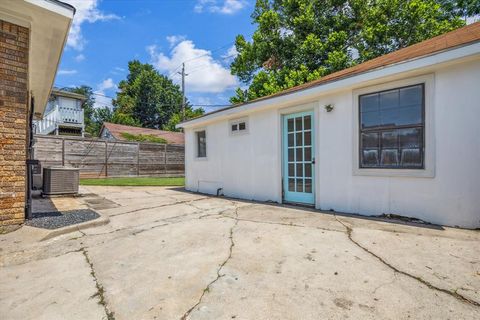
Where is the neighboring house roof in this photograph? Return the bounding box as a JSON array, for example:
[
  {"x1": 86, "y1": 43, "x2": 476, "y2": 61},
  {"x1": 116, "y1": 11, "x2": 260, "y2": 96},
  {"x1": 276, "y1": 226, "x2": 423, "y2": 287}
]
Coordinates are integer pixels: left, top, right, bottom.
[
  {"x1": 178, "y1": 21, "x2": 480, "y2": 128},
  {"x1": 101, "y1": 122, "x2": 185, "y2": 144},
  {"x1": 51, "y1": 88, "x2": 87, "y2": 101}
]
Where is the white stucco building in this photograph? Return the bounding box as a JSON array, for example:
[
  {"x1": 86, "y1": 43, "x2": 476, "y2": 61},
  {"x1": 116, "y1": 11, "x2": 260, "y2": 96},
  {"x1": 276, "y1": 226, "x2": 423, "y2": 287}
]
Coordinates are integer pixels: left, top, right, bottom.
[{"x1": 178, "y1": 23, "x2": 480, "y2": 229}]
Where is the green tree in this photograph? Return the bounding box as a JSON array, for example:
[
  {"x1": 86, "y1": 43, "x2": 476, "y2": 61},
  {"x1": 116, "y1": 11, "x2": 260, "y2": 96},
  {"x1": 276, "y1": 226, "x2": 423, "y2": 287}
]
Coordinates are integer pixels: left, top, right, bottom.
[
  {"x1": 438, "y1": 0, "x2": 480, "y2": 20},
  {"x1": 114, "y1": 60, "x2": 204, "y2": 129},
  {"x1": 163, "y1": 107, "x2": 205, "y2": 132},
  {"x1": 230, "y1": 0, "x2": 465, "y2": 103}
]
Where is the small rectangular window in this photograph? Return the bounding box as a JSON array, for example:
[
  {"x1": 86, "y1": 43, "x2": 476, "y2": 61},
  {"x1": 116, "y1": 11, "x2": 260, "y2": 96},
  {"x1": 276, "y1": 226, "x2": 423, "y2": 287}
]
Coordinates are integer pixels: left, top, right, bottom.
[
  {"x1": 230, "y1": 118, "x2": 248, "y2": 135},
  {"x1": 359, "y1": 84, "x2": 424, "y2": 169},
  {"x1": 196, "y1": 130, "x2": 206, "y2": 158}
]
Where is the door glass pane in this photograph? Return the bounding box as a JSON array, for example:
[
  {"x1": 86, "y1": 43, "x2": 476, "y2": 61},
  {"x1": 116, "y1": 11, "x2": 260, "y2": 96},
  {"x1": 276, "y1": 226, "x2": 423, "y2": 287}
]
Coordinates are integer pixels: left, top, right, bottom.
[
  {"x1": 296, "y1": 148, "x2": 303, "y2": 161},
  {"x1": 288, "y1": 118, "x2": 294, "y2": 132},
  {"x1": 296, "y1": 132, "x2": 302, "y2": 146},
  {"x1": 288, "y1": 133, "x2": 294, "y2": 147},
  {"x1": 296, "y1": 163, "x2": 303, "y2": 177},
  {"x1": 305, "y1": 179, "x2": 312, "y2": 193},
  {"x1": 305, "y1": 163, "x2": 312, "y2": 177},
  {"x1": 288, "y1": 148, "x2": 294, "y2": 162},
  {"x1": 296, "y1": 179, "x2": 303, "y2": 192},
  {"x1": 304, "y1": 131, "x2": 311, "y2": 146},
  {"x1": 288, "y1": 178, "x2": 295, "y2": 192},
  {"x1": 304, "y1": 147, "x2": 311, "y2": 161},
  {"x1": 295, "y1": 117, "x2": 302, "y2": 131},
  {"x1": 288, "y1": 164, "x2": 294, "y2": 176},
  {"x1": 304, "y1": 116, "x2": 311, "y2": 130}
]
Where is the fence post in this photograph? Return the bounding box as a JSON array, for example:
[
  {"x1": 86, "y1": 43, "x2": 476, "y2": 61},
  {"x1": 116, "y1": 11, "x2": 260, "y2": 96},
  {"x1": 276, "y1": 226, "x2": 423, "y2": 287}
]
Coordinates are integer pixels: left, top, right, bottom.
[
  {"x1": 164, "y1": 144, "x2": 168, "y2": 175},
  {"x1": 104, "y1": 141, "x2": 108, "y2": 177},
  {"x1": 61, "y1": 138, "x2": 65, "y2": 166},
  {"x1": 137, "y1": 142, "x2": 140, "y2": 176}
]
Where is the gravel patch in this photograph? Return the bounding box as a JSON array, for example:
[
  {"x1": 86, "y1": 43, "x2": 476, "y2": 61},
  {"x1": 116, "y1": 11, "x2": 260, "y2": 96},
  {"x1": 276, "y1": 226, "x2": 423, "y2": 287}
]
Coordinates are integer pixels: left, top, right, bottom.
[{"x1": 25, "y1": 209, "x2": 100, "y2": 229}]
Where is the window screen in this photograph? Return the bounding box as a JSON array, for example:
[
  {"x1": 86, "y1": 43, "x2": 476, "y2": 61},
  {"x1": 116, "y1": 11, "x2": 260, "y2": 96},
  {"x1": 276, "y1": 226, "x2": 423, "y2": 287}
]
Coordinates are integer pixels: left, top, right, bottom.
[
  {"x1": 196, "y1": 130, "x2": 206, "y2": 158},
  {"x1": 359, "y1": 84, "x2": 424, "y2": 169}
]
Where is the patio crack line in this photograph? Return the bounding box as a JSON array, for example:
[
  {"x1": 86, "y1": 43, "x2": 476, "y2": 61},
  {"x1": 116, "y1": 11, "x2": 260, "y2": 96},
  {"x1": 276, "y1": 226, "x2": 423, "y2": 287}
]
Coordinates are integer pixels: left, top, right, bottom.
[
  {"x1": 109, "y1": 198, "x2": 207, "y2": 217},
  {"x1": 180, "y1": 207, "x2": 239, "y2": 320},
  {"x1": 333, "y1": 216, "x2": 480, "y2": 308},
  {"x1": 81, "y1": 248, "x2": 116, "y2": 320},
  {"x1": 222, "y1": 215, "x2": 342, "y2": 233}
]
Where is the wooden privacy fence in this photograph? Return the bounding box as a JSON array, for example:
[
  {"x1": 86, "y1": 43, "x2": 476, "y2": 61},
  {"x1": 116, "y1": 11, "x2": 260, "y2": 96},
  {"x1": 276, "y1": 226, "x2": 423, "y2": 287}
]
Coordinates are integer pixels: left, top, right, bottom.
[{"x1": 33, "y1": 135, "x2": 184, "y2": 178}]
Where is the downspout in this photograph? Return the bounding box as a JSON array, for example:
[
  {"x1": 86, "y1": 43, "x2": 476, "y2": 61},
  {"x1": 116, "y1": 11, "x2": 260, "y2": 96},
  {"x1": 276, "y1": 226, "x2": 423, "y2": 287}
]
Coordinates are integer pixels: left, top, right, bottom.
[{"x1": 25, "y1": 96, "x2": 35, "y2": 219}]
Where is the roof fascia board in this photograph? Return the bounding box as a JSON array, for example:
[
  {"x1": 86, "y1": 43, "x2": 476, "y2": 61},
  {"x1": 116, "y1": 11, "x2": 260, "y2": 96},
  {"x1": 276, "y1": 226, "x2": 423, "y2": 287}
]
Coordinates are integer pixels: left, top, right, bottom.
[
  {"x1": 25, "y1": 0, "x2": 74, "y2": 18},
  {"x1": 178, "y1": 42, "x2": 480, "y2": 129}
]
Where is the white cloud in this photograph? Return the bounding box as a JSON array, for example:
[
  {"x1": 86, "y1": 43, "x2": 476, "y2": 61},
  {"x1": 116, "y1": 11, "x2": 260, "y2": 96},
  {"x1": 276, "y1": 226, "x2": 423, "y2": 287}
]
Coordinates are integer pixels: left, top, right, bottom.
[
  {"x1": 166, "y1": 35, "x2": 186, "y2": 48},
  {"x1": 98, "y1": 78, "x2": 116, "y2": 92},
  {"x1": 147, "y1": 38, "x2": 238, "y2": 93},
  {"x1": 57, "y1": 69, "x2": 77, "y2": 75},
  {"x1": 194, "y1": 0, "x2": 246, "y2": 14},
  {"x1": 63, "y1": 0, "x2": 119, "y2": 51},
  {"x1": 222, "y1": 45, "x2": 238, "y2": 63},
  {"x1": 93, "y1": 78, "x2": 116, "y2": 108},
  {"x1": 74, "y1": 54, "x2": 85, "y2": 62}
]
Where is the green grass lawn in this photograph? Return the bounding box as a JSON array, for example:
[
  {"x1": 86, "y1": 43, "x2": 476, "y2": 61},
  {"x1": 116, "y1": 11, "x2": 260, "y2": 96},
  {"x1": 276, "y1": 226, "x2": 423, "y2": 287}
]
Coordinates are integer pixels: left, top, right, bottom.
[{"x1": 80, "y1": 177, "x2": 185, "y2": 186}]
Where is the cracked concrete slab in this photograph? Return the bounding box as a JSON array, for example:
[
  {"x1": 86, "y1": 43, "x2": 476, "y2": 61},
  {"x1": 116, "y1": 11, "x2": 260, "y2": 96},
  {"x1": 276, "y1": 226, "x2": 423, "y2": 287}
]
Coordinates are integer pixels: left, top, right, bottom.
[
  {"x1": 1, "y1": 186, "x2": 479, "y2": 320},
  {"x1": 0, "y1": 252, "x2": 105, "y2": 320}
]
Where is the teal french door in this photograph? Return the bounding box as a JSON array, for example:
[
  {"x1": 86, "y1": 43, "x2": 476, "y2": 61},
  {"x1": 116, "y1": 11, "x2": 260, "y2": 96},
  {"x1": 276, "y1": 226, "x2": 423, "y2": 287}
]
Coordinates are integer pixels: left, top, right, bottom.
[{"x1": 282, "y1": 111, "x2": 315, "y2": 205}]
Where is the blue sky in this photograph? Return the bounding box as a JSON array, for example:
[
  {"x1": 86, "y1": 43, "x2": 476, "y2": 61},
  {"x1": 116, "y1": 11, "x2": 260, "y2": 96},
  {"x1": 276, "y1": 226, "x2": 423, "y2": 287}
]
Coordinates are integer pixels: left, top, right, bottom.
[{"x1": 56, "y1": 0, "x2": 256, "y2": 112}]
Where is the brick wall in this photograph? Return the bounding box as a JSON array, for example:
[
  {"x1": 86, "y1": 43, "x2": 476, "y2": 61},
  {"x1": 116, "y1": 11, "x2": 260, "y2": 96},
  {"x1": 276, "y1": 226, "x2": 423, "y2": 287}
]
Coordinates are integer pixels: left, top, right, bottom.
[{"x1": 0, "y1": 20, "x2": 29, "y2": 225}]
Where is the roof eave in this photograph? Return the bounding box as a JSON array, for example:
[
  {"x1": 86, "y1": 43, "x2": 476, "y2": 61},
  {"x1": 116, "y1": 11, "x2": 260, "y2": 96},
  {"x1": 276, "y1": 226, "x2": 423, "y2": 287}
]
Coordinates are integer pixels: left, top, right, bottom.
[{"x1": 177, "y1": 41, "x2": 480, "y2": 129}]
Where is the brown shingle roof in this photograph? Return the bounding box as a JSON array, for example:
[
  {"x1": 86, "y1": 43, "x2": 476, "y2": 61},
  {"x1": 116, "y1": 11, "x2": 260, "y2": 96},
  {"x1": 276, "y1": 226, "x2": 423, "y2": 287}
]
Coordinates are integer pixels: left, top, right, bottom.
[
  {"x1": 182, "y1": 22, "x2": 480, "y2": 123},
  {"x1": 102, "y1": 122, "x2": 184, "y2": 144}
]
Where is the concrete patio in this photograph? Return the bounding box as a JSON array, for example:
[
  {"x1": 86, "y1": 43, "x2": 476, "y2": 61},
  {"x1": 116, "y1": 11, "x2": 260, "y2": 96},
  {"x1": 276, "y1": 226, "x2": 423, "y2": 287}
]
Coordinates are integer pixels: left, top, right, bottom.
[{"x1": 0, "y1": 186, "x2": 479, "y2": 320}]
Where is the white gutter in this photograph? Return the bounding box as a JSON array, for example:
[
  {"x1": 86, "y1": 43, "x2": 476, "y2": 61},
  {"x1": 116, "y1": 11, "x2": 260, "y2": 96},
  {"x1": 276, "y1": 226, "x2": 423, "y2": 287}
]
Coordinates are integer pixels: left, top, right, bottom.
[
  {"x1": 178, "y1": 41, "x2": 480, "y2": 129},
  {"x1": 25, "y1": 0, "x2": 75, "y2": 18}
]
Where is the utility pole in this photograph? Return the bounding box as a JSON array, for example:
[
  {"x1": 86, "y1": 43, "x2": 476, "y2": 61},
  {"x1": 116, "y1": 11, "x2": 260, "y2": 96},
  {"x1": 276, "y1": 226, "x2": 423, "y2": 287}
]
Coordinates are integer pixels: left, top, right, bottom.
[{"x1": 178, "y1": 63, "x2": 186, "y2": 121}]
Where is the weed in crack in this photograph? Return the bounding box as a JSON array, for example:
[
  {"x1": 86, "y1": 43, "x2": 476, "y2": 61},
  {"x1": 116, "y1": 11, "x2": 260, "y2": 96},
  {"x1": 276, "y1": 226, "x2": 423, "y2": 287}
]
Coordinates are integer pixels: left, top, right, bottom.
[{"x1": 81, "y1": 248, "x2": 116, "y2": 320}]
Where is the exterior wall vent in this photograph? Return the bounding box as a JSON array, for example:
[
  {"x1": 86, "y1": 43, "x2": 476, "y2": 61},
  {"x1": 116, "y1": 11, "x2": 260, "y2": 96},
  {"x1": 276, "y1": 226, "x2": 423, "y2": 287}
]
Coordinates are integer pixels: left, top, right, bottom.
[{"x1": 42, "y1": 167, "x2": 79, "y2": 196}]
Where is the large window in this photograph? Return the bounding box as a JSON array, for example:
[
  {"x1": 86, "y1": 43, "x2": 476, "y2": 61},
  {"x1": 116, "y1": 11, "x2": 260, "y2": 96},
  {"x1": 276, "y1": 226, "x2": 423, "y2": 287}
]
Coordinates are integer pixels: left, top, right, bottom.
[
  {"x1": 196, "y1": 130, "x2": 206, "y2": 158},
  {"x1": 359, "y1": 84, "x2": 424, "y2": 169}
]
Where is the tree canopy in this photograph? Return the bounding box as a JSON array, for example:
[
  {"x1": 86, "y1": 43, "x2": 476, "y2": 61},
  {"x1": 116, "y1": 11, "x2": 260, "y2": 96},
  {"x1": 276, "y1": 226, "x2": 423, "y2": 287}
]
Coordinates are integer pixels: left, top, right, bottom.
[
  {"x1": 230, "y1": 0, "x2": 468, "y2": 103},
  {"x1": 66, "y1": 60, "x2": 204, "y2": 136},
  {"x1": 113, "y1": 60, "x2": 204, "y2": 131}
]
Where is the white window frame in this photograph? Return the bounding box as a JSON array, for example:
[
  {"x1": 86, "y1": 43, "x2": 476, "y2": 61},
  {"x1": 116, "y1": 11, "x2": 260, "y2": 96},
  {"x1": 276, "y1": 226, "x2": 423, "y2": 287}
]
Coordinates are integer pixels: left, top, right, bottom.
[
  {"x1": 194, "y1": 129, "x2": 208, "y2": 160},
  {"x1": 229, "y1": 117, "x2": 249, "y2": 136},
  {"x1": 352, "y1": 74, "x2": 435, "y2": 178}
]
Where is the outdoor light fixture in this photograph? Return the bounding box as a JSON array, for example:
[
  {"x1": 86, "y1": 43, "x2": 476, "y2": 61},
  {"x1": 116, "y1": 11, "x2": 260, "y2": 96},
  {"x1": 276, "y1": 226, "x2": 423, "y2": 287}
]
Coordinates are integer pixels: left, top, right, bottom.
[{"x1": 324, "y1": 104, "x2": 334, "y2": 112}]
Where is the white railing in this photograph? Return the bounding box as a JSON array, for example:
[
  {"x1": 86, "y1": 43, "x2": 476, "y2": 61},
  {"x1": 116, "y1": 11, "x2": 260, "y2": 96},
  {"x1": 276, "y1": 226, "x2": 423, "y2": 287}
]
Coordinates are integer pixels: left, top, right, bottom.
[
  {"x1": 60, "y1": 106, "x2": 84, "y2": 124},
  {"x1": 34, "y1": 106, "x2": 84, "y2": 135},
  {"x1": 35, "y1": 108, "x2": 59, "y2": 134}
]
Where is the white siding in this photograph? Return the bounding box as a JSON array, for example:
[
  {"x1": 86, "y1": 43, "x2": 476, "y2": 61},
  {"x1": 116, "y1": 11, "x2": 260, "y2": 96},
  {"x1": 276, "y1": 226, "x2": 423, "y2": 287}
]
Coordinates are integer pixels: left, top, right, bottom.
[{"x1": 184, "y1": 59, "x2": 480, "y2": 228}]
